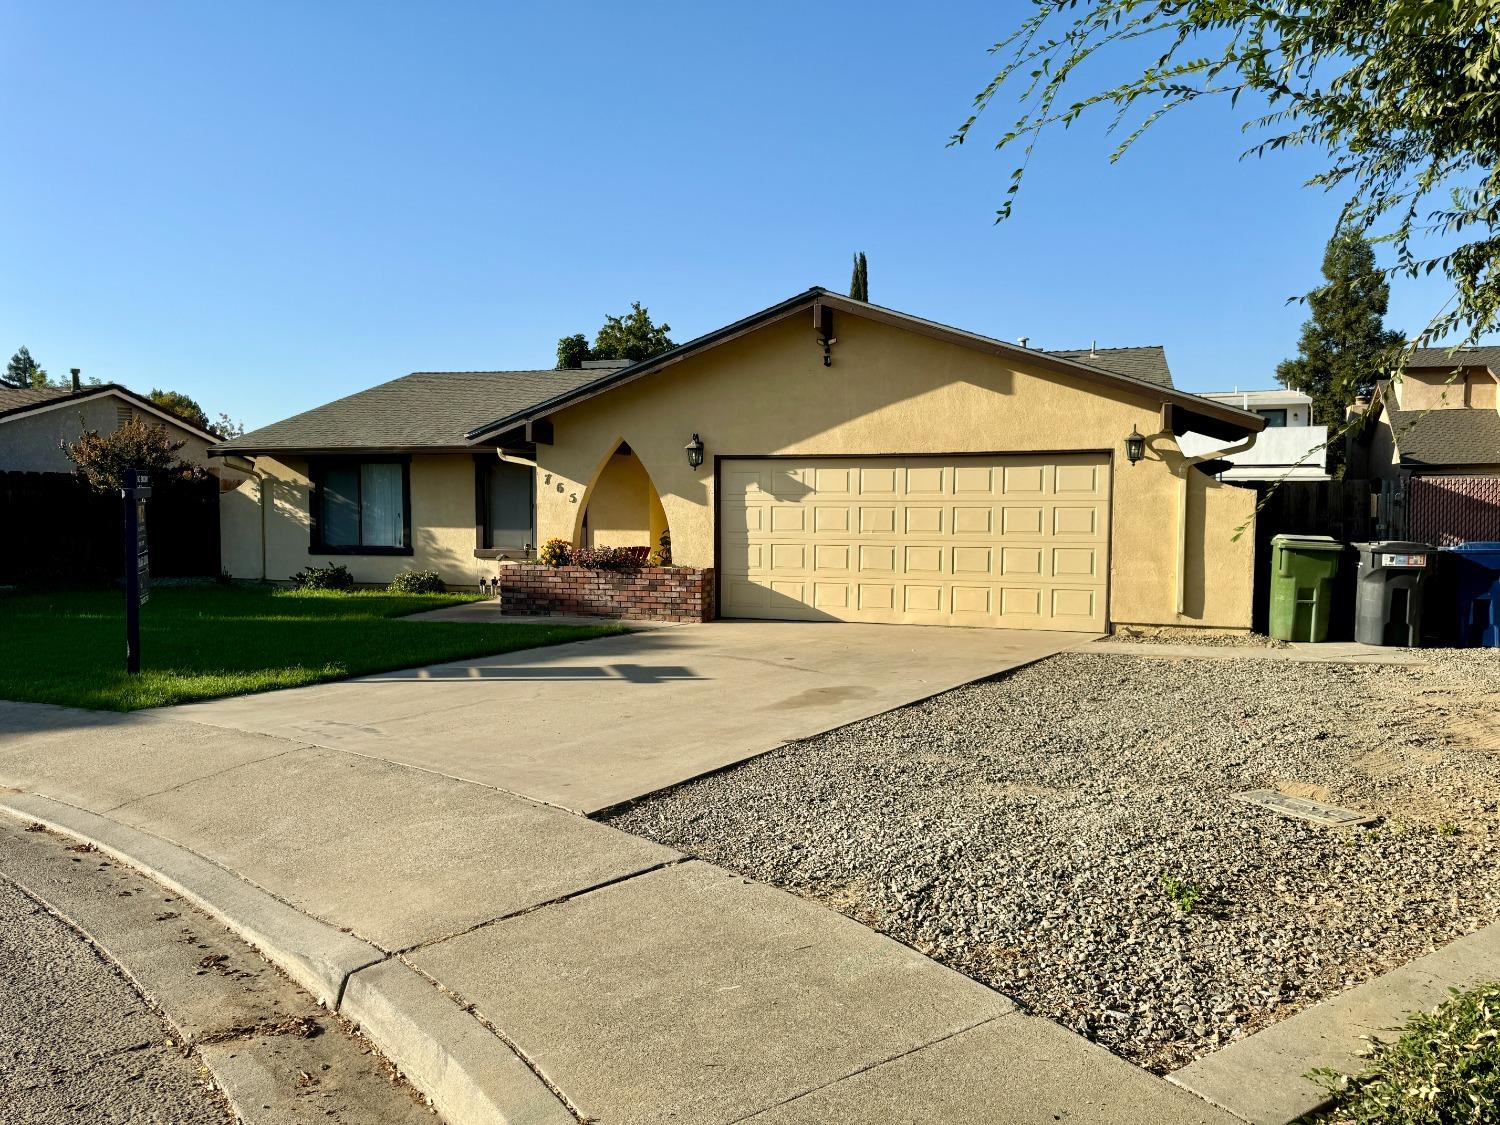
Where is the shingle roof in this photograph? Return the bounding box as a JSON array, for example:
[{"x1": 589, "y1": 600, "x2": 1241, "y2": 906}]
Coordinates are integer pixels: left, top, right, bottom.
[
  {"x1": 1388, "y1": 407, "x2": 1500, "y2": 468},
  {"x1": 1047, "y1": 346, "x2": 1174, "y2": 388},
  {"x1": 0, "y1": 385, "x2": 74, "y2": 415},
  {"x1": 214, "y1": 369, "x2": 601, "y2": 455},
  {"x1": 1405, "y1": 346, "x2": 1500, "y2": 371}
]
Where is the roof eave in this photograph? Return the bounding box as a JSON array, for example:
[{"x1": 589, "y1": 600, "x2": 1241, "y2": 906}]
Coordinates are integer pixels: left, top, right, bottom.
[{"x1": 209, "y1": 443, "x2": 493, "y2": 459}]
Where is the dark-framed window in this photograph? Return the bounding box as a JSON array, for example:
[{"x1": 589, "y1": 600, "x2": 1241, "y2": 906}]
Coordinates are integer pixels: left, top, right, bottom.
[
  {"x1": 1258, "y1": 408, "x2": 1288, "y2": 427},
  {"x1": 474, "y1": 456, "x2": 535, "y2": 557},
  {"x1": 309, "y1": 458, "x2": 413, "y2": 555}
]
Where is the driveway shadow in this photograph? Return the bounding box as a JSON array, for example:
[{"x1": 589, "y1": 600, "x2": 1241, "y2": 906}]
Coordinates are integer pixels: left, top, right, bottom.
[{"x1": 370, "y1": 663, "x2": 705, "y2": 685}]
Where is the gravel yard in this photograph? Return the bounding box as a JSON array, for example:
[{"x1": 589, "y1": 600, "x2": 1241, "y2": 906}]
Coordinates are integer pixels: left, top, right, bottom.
[{"x1": 607, "y1": 647, "x2": 1500, "y2": 1074}]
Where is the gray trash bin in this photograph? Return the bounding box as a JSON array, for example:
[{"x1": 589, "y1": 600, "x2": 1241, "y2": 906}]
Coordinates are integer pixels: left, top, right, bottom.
[{"x1": 1352, "y1": 541, "x2": 1433, "y2": 646}]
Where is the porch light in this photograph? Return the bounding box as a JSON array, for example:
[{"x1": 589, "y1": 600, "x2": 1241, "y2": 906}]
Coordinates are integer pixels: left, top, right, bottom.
[
  {"x1": 1124, "y1": 426, "x2": 1146, "y2": 466},
  {"x1": 685, "y1": 433, "x2": 704, "y2": 469}
]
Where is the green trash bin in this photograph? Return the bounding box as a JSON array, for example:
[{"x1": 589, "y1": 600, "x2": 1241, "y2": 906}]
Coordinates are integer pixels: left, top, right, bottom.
[{"x1": 1268, "y1": 534, "x2": 1344, "y2": 642}]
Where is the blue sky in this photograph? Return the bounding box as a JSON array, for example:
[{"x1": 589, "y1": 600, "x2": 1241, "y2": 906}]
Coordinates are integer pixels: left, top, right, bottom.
[{"x1": 0, "y1": 2, "x2": 1471, "y2": 430}]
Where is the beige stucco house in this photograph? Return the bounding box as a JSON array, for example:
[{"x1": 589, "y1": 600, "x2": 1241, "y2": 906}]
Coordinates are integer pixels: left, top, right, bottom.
[
  {"x1": 213, "y1": 289, "x2": 1266, "y2": 632},
  {"x1": 0, "y1": 381, "x2": 231, "y2": 477}
]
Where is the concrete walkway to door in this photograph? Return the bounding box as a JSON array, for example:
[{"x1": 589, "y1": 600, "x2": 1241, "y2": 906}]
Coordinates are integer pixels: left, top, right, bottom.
[{"x1": 156, "y1": 621, "x2": 1092, "y2": 813}]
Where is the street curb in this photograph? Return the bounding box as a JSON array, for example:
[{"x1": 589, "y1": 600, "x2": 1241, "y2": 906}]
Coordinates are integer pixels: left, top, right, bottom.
[
  {"x1": 0, "y1": 792, "x2": 576, "y2": 1125},
  {"x1": 0, "y1": 792, "x2": 380, "y2": 1005},
  {"x1": 343, "y1": 959, "x2": 577, "y2": 1125}
]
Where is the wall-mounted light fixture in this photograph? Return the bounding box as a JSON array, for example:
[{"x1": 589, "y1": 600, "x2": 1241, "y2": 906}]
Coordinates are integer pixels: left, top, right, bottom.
[
  {"x1": 685, "y1": 433, "x2": 704, "y2": 469},
  {"x1": 1124, "y1": 426, "x2": 1146, "y2": 466}
]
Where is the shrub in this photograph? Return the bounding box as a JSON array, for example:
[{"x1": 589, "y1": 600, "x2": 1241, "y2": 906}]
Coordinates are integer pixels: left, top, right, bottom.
[
  {"x1": 1312, "y1": 983, "x2": 1500, "y2": 1123},
  {"x1": 290, "y1": 562, "x2": 354, "y2": 591},
  {"x1": 388, "y1": 569, "x2": 445, "y2": 594},
  {"x1": 569, "y1": 545, "x2": 643, "y2": 571},
  {"x1": 63, "y1": 418, "x2": 203, "y2": 494},
  {"x1": 536, "y1": 538, "x2": 571, "y2": 566}
]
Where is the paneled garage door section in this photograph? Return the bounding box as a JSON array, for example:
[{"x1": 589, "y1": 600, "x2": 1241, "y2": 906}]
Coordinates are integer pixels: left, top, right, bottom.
[{"x1": 719, "y1": 455, "x2": 1110, "y2": 631}]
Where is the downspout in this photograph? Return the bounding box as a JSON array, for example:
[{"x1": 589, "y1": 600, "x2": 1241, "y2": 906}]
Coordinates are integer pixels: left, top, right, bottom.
[
  {"x1": 258, "y1": 466, "x2": 268, "y2": 581},
  {"x1": 1173, "y1": 433, "x2": 1258, "y2": 616}
]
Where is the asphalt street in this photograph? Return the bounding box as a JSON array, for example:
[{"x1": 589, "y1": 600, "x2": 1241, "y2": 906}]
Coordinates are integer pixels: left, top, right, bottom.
[{"x1": 0, "y1": 873, "x2": 233, "y2": 1124}]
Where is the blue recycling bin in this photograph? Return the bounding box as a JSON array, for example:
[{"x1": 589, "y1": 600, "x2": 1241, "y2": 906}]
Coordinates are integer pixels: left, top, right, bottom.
[{"x1": 1443, "y1": 542, "x2": 1500, "y2": 648}]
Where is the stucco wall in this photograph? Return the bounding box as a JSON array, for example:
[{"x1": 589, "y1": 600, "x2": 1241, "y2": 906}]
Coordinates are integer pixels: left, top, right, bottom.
[
  {"x1": 584, "y1": 449, "x2": 656, "y2": 549},
  {"x1": 0, "y1": 394, "x2": 231, "y2": 476},
  {"x1": 1397, "y1": 368, "x2": 1500, "y2": 412},
  {"x1": 223, "y1": 454, "x2": 483, "y2": 586},
  {"x1": 531, "y1": 313, "x2": 1256, "y2": 629}
]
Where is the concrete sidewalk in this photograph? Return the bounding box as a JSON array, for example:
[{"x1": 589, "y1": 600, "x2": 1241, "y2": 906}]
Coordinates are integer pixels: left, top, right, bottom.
[{"x1": 0, "y1": 699, "x2": 1229, "y2": 1125}]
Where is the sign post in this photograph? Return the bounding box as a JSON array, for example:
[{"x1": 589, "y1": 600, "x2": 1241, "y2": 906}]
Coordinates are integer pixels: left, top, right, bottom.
[{"x1": 122, "y1": 469, "x2": 152, "y2": 675}]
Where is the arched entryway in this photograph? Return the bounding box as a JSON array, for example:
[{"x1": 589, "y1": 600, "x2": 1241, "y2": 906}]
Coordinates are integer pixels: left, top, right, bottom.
[{"x1": 582, "y1": 442, "x2": 669, "y2": 553}]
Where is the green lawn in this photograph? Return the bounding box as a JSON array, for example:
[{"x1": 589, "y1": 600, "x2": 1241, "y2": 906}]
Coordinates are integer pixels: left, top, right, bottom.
[{"x1": 0, "y1": 583, "x2": 625, "y2": 711}]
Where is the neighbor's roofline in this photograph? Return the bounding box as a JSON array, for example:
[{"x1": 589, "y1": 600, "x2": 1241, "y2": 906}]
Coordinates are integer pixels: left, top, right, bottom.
[
  {"x1": 0, "y1": 383, "x2": 224, "y2": 444},
  {"x1": 462, "y1": 287, "x2": 1265, "y2": 442}
]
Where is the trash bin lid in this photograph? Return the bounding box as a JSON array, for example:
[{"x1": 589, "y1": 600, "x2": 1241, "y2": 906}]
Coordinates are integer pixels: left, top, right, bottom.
[
  {"x1": 1443, "y1": 541, "x2": 1500, "y2": 555},
  {"x1": 1271, "y1": 533, "x2": 1342, "y2": 551},
  {"x1": 1353, "y1": 541, "x2": 1434, "y2": 568},
  {"x1": 1353, "y1": 540, "x2": 1433, "y2": 552}
]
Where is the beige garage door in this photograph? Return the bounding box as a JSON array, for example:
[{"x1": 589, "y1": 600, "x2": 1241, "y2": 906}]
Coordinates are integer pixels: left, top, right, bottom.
[{"x1": 718, "y1": 454, "x2": 1110, "y2": 631}]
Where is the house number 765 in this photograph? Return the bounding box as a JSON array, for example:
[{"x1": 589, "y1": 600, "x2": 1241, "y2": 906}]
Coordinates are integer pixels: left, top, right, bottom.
[{"x1": 541, "y1": 474, "x2": 578, "y2": 503}]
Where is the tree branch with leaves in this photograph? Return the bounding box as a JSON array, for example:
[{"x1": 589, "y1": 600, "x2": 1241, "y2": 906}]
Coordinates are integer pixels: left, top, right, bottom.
[{"x1": 952, "y1": 0, "x2": 1500, "y2": 351}]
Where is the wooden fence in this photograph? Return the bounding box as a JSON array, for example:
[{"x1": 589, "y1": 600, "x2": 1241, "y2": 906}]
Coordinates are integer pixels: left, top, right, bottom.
[
  {"x1": 1, "y1": 471, "x2": 220, "y2": 585},
  {"x1": 1246, "y1": 478, "x2": 1375, "y2": 636}
]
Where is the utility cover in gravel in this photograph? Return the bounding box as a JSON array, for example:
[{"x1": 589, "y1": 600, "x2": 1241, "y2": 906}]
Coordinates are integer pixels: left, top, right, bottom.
[{"x1": 606, "y1": 649, "x2": 1500, "y2": 1074}]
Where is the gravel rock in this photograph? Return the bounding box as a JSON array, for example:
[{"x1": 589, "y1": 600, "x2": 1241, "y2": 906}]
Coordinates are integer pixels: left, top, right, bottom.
[
  {"x1": 1109, "y1": 626, "x2": 1291, "y2": 648},
  {"x1": 607, "y1": 648, "x2": 1500, "y2": 1073}
]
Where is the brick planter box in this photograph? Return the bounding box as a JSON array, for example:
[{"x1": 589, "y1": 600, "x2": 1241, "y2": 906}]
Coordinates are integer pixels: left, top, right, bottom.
[{"x1": 496, "y1": 565, "x2": 715, "y2": 623}]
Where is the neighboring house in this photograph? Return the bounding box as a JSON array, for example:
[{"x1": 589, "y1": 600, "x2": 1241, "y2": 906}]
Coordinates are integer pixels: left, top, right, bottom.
[
  {"x1": 1178, "y1": 389, "x2": 1330, "y2": 481},
  {"x1": 213, "y1": 287, "x2": 1265, "y2": 632},
  {"x1": 0, "y1": 381, "x2": 235, "y2": 481},
  {"x1": 1349, "y1": 347, "x2": 1500, "y2": 544}
]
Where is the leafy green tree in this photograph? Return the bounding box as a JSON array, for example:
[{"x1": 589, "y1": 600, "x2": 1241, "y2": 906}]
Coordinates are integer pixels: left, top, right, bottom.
[
  {"x1": 1276, "y1": 231, "x2": 1404, "y2": 436},
  {"x1": 148, "y1": 388, "x2": 211, "y2": 431},
  {"x1": 953, "y1": 2, "x2": 1500, "y2": 349},
  {"x1": 63, "y1": 418, "x2": 201, "y2": 494},
  {"x1": 557, "y1": 303, "x2": 676, "y2": 367},
  {"x1": 213, "y1": 412, "x2": 246, "y2": 439},
  {"x1": 849, "y1": 252, "x2": 869, "y2": 301},
  {"x1": 591, "y1": 302, "x2": 675, "y2": 362},
  {"x1": 556, "y1": 332, "x2": 592, "y2": 369},
  {"x1": 4, "y1": 346, "x2": 47, "y2": 389}
]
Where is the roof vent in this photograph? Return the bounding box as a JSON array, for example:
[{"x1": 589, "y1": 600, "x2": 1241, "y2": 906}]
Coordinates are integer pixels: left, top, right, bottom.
[
  {"x1": 1017, "y1": 336, "x2": 1030, "y2": 349},
  {"x1": 581, "y1": 358, "x2": 633, "y2": 370}
]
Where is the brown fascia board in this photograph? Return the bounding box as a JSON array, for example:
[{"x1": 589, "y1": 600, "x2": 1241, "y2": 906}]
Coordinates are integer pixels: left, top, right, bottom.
[
  {"x1": 208, "y1": 444, "x2": 482, "y2": 459},
  {"x1": 463, "y1": 288, "x2": 1265, "y2": 442}
]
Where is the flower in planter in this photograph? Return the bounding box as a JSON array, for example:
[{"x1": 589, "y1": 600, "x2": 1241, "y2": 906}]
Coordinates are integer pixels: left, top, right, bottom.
[{"x1": 536, "y1": 538, "x2": 571, "y2": 566}]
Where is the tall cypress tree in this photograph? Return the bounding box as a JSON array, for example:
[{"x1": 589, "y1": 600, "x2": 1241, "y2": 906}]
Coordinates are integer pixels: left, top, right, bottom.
[
  {"x1": 1276, "y1": 231, "x2": 1403, "y2": 430},
  {"x1": 849, "y1": 252, "x2": 869, "y2": 301}
]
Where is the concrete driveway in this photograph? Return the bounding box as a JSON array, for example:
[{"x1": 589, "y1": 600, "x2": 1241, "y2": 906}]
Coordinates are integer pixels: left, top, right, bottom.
[{"x1": 159, "y1": 621, "x2": 1091, "y2": 813}]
